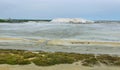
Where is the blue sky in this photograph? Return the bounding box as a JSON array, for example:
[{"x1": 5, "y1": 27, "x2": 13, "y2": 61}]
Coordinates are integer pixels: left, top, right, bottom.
[{"x1": 0, "y1": 0, "x2": 120, "y2": 20}]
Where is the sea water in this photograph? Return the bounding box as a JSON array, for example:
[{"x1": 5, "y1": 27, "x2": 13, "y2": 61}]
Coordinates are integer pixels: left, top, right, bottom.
[
  {"x1": 0, "y1": 22, "x2": 120, "y2": 55},
  {"x1": 0, "y1": 22, "x2": 120, "y2": 41}
]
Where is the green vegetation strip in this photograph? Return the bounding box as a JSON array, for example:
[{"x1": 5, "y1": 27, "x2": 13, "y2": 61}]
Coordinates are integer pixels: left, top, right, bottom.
[
  {"x1": 0, "y1": 19, "x2": 51, "y2": 23},
  {"x1": 0, "y1": 49, "x2": 120, "y2": 67}
]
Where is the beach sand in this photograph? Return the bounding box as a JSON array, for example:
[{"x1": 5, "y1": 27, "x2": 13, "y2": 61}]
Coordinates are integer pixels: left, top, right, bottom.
[{"x1": 0, "y1": 62, "x2": 120, "y2": 70}]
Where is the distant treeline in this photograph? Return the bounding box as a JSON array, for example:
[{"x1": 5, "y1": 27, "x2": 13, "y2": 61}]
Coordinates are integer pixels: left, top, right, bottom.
[{"x1": 0, "y1": 19, "x2": 51, "y2": 23}]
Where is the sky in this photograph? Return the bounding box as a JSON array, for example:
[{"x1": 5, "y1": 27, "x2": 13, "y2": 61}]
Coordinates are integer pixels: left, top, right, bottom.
[{"x1": 0, "y1": 0, "x2": 120, "y2": 20}]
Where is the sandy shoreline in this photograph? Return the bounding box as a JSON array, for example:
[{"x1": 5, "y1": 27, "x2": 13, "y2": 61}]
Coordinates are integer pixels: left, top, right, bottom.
[
  {"x1": 1, "y1": 38, "x2": 120, "y2": 46},
  {"x1": 0, "y1": 63, "x2": 120, "y2": 70},
  {"x1": 1, "y1": 38, "x2": 120, "y2": 55}
]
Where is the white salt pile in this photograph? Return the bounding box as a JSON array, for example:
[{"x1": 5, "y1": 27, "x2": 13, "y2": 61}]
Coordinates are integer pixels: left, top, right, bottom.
[{"x1": 51, "y1": 18, "x2": 94, "y2": 23}]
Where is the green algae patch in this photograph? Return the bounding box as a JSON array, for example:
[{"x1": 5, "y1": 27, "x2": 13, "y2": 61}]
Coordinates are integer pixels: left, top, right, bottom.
[
  {"x1": 82, "y1": 58, "x2": 99, "y2": 67},
  {"x1": 0, "y1": 54, "x2": 30, "y2": 65},
  {"x1": 0, "y1": 49, "x2": 120, "y2": 66}
]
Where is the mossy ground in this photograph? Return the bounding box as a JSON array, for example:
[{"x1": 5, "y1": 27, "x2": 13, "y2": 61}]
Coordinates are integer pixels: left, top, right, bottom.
[{"x1": 0, "y1": 49, "x2": 120, "y2": 67}]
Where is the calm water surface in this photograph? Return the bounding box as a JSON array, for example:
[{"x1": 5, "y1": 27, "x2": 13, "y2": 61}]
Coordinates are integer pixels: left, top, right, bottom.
[
  {"x1": 0, "y1": 22, "x2": 120, "y2": 41},
  {"x1": 0, "y1": 22, "x2": 120, "y2": 55}
]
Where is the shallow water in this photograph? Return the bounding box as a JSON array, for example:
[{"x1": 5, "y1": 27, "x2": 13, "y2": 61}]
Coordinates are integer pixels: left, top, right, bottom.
[
  {"x1": 0, "y1": 22, "x2": 120, "y2": 41},
  {"x1": 0, "y1": 22, "x2": 120, "y2": 55}
]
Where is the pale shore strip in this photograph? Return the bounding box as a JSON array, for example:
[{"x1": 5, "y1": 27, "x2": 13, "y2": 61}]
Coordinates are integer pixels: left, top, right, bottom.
[
  {"x1": 0, "y1": 38, "x2": 23, "y2": 40},
  {"x1": 0, "y1": 38, "x2": 120, "y2": 46},
  {"x1": 47, "y1": 39, "x2": 120, "y2": 46}
]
